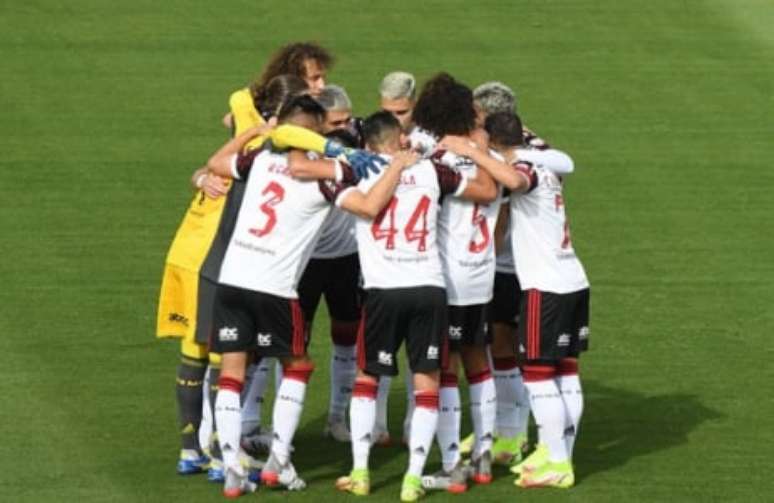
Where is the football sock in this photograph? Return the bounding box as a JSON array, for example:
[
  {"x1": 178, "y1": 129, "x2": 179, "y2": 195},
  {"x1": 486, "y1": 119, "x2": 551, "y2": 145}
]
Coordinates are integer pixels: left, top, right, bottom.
[
  {"x1": 437, "y1": 373, "x2": 461, "y2": 471},
  {"x1": 208, "y1": 360, "x2": 223, "y2": 460},
  {"x1": 556, "y1": 359, "x2": 583, "y2": 458},
  {"x1": 214, "y1": 377, "x2": 243, "y2": 472},
  {"x1": 403, "y1": 371, "x2": 415, "y2": 442},
  {"x1": 523, "y1": 365, "x2": 568, "y2": 463},
  {"x1": 468, "y1": 369, "x2": 496, "y2": 459},
  {"x1": 492, "y1": 357, "x2": 525, "y2": 438},
  {"x1": 375, "y1": 375, "x2": 391, "y2": 433},
  {"x1": 407, "y1": 390, "x2": 439, "y2": 478},
  {"x1": 350, "y1": 378, "x2": 378, "y2": 470},
  {"x1": 329, "y1": 344, "x2": 357, "y2": 423},
  {"x1": 199, "y1": 366, "x2": 213, "y2": 451},
  {"x1": 271, "y1": 365, "x2": 314, "y2": 465},
  {"x1": 176, "y1": 355, "x2": 207, "y2": 451}
]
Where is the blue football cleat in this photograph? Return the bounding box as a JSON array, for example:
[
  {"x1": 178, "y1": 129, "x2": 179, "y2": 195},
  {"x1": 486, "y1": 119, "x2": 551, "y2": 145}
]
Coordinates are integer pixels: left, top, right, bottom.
[
  {"x1": 176, "y1": 451, "x2": 209, "y2": 475},
  {"x1": 208, "y1": 458, "x2": 225, "y2": 482}
]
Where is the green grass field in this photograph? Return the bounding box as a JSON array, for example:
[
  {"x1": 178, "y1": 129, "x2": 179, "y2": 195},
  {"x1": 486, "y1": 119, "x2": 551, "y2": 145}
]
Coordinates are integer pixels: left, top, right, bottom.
[{"x1": 2, "y1": 0, "x2": 773, "y2": 501}]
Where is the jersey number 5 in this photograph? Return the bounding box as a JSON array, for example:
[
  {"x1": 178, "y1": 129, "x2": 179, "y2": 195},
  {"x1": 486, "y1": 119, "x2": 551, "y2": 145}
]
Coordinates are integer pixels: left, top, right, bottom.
[
  {"x1": 372, "y1": 195, "x2": 431, "y2": 251},
  {"x1": 249, "y1": 181, "x2": 285, "y2": 237},
  {"x1": 468, "y1": 203, "x2": 491, "y2": 253}
]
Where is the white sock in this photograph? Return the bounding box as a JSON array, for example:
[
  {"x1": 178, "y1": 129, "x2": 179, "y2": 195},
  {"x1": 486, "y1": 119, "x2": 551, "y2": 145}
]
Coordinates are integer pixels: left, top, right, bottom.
[
  {"x1": 214, "y1": 377, "x2": 243, "y2": 472},
  {"x1": 199, "y1": 366, "x2": 213, "y2": 451},
  {"x1": 523, "y1": 373, "x2": 568, "y2": 463},
  {"x1": 350, "y1": 378, "x2": 378, "y2": 470},
  {"x1": 329, "y1": 344, "x2": 357, "y2": 423},
  {"x1": 270, "y1": 367, "x2": 312, "y2": 465},
  {"x1": 374, "y1": 376, "x2": 391, "y2": 433},
  {"x1": 436, "y1": 375, "x2": 461, "y2": 471},
  {"x1": 557, "y1": 372, "x2": 583, "y2": 458},
  {"x1": 403, "y1": 371, "x2": 415, "y2": 442},
  {"x1": 492, "y1": 358, "x2": 525, "y2": 438},
  {"x1": 468, "y1": 370, "x2": 497, "y2": 459},
  {"x1": 407, "y1": 391, "x2": 439, "y2": 478}
]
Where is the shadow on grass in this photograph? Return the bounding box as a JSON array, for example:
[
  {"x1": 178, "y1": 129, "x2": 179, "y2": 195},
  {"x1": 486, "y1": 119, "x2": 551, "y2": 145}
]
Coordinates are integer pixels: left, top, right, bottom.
[{"x1": 574, "y1": 379, "x2": 724, "y2": 482}]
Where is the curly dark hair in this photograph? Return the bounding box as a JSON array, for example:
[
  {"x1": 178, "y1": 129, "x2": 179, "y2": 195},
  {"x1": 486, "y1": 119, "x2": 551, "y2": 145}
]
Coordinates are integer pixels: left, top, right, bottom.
[
  {"x1": 412, "y1": 72, "x2": 476, "y2": 137},
  {"x1": 254, "y1": 74, "x2": 308, "y2": 120},
  {"x1": 250, "y1": 42, "x2": 333, "y2": 100},
  {"x1": 484, "y1": 112, "x2": 524, "y2": 147}
]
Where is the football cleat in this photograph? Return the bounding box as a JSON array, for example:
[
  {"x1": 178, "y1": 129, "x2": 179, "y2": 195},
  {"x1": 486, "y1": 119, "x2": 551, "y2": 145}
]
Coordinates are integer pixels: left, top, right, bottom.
[
  {"x1": 459, "y1": 433, "x2": 475, "y2": 457},
  {"x1": 511, "y1": 443, "x2": 549, "y2": 476},
  {"x1": 223, "y1": 466, "x2": 257, "y2": 498},
  {"x1": 400, "y1": 474, "x2": 426, "y2": 502},
  {"x1": 492, "y1": 433, "x2": 528, "y2": 465},
  {"x1": 470, "y1": 450, "x2": 493, "y2": 484},
  {"x1": 515, "y1": 460, "x2": 574, "y2": 489},
  {"x1": 208, "y1": 457, "x2": 226, "y2": 483},
  {"x1": 260, "y1": 453, "x2": 306, "y2": 491},
  {"x1": 176, "y1": 450, "x2": 209, "y2": 475},
  {"x1": 335, "y1": 468, "x2": 370, "y2": 496},
  {"x1": 323, "y1": 419, "x2": 351, "y2": 443},
  {"x1": 421, "y1": 462, "x2": 468, "y2": 493}
]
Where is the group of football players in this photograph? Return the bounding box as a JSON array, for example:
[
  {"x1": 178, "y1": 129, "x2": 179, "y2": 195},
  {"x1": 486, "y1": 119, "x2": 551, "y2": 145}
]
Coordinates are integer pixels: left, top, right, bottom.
[{"x1": 156, "y1": 41, "x2": 590, "y2": 501}]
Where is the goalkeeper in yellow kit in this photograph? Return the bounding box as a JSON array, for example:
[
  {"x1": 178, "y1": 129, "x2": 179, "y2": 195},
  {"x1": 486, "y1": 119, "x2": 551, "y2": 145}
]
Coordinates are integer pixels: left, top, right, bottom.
[{"x1": 156, "y1": 42, "x2": 385, "y2": 478}]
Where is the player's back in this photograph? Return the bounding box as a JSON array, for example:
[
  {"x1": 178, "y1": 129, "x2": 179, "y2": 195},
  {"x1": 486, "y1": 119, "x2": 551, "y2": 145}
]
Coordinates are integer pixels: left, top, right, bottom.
[
  {"x1": 354, "y1": 157, "x2": 446, "y2": 290},
  {"x1": 510, "y1": 149, "x2": 588, "y2": 294},
  {"x1": 217, "y1": 149, "x2": 332, "y2": 298}
]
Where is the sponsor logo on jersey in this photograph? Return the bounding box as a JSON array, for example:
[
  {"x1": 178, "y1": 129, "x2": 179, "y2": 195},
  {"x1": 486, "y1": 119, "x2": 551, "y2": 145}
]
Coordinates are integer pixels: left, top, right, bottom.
[
  {"x1": 218, "y1": 327, "x2": 238, "y2": 342},
  {"x1": 168, "y1": 312, "x2": 189, "y2": 327},
  {"x1": 257, "y1": 333, "x2": 272, "y2": 347},
  {"x1": 449, "y1": 326, "x2": 463, "y2": 340},
  {"x1": 427, "y1": 345, "x2": 439, "y2": 360},
  {"x1": 579, "y1": 326, "x2": 590, "y2": 340},
  {"x1": 378, "y1": 351, "x2": 393, "y2": 366},
  {"x1": 557, "y1": 333, "x2": 571, "y2": 347}
]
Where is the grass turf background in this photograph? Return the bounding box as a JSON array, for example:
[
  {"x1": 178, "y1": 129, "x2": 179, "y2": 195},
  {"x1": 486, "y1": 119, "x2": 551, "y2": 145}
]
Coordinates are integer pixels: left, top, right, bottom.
[{"x1": 1, "y1": 0, "x2": 773, "y2": 501}]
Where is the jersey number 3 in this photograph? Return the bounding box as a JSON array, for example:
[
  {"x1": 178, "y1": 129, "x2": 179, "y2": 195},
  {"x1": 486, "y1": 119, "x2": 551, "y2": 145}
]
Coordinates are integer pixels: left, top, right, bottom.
[
  {"x1": 249, "y1": 181, "x2": 285, "y2": 237},
  {"x1": 372, "y1": 195, "x2": 431, "y2": 251}
]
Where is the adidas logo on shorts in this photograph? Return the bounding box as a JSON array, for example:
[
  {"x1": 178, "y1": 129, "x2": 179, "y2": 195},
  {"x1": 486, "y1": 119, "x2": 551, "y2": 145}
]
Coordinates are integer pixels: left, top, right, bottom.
[
  {"x1": 218, "y1": 327, "x2": 238, "y2": 342},
  {"x1": 557, "y1": 333, "x2": 571, "y2": 347},
  {"x1": 427, "y1": 345, "x2": 439, "y2": 360}
]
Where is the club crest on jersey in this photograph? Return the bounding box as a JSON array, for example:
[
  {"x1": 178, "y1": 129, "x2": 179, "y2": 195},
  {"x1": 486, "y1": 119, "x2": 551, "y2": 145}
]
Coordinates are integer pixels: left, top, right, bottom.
[
  {"x1": 257, "y1": 333, "x2": 272, "y2": 347},
  {"x1": 427, "y1": 345, "x2": 439, "y2": 360},
  {"x1": 378, "y1": 351, "x2": 393, "y2": 366},
  {"x1": 218, "y1": 327, "x2": 238, "y2": 342}
]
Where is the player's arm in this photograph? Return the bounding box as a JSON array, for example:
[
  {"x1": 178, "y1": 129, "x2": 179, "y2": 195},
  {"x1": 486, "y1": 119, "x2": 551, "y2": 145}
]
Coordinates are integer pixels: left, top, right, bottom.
[
  {"x1": 191, "y1": 166, "x2": 229, "y2": 199},
  {"x1": 287, "y1": 150, "x2": 340, "y2": 180},
  {"x1": 522, "y1": 126, "x2": 574, "y2": 175},
  {"x1": 338, "y1": 151, "x2": 418, "y2": 219},
  {"x1": 206, "y1": 123, "x2": 273, "y2": 178},
  {"x1": 439, "y1": 135, "x2": 533, "y2": 193}
]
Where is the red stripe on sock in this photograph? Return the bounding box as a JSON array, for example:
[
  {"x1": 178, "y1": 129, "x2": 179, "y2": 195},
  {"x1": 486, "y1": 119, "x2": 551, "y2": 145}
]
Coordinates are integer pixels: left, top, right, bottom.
[
  {"x1": 493, "y1": 357, "x2": 519, "y2": 371},
  {"x1": 352, "y1": 378, "x2": 378, "y2": 399},
  {"x1": 440, "y1": 373, "x2": 458, "y2": 387},
  {"x1": 218, "y1": 376, "x2": 243, "y2": 393},
  {"x1": 522, "y1": 365, "x2": 556, "y2": 382},
  {"x1": 283, "y1": 363, "x2": 314, "y2": 383},
  {"x1": 557, "y1": 358, "x2": 579, "y2": 376},
  {"x1": 414, "y1": 391, "x2": 439, "y2": 410},
  {"x1": 466, "y1": 369, "x2": 493, "y2": 384}
]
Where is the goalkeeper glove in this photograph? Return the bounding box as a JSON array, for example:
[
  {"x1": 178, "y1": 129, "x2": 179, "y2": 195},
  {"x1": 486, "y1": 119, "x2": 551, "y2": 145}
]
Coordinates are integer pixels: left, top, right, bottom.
[{"x1": 324, "y1": 140, "x2": 386, "y2": 180}]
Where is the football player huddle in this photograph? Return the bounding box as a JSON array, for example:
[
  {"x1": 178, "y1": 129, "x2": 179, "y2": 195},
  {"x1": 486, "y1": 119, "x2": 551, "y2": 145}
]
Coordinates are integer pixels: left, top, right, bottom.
[{"x1": 156, "y1": 41, "x2": 590, "y2": 501}]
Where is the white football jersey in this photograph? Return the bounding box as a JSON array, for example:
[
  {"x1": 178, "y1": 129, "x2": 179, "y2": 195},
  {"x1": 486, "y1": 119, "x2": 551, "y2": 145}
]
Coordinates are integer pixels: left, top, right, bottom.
[
  {"x1": 508, "y1": 149, "x2": 589, "y2": 294},
  {"x1": 336, "y1": 155, "x2": 466, "y2": 290},
  {"x1": 311, "y1": 206, "x2": 357, "y2": 258},
  {"x1": 217, "y1": 149, "x2": 340, "y2": 298},
  {"x1": 434, "y1": 150, "x2": 499, "y2": 305},
  {"x1": 408, "y1": 127, "x2": 438, "y2": 157}
]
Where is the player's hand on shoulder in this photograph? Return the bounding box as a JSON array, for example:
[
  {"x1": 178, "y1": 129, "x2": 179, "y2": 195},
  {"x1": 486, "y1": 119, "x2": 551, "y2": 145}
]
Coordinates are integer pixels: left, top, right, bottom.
[
  {"x1": 391, "y1": 150, "x2": 419, "y2": 171},
  {"x1": 202, "y1": 172, "x2": 230, "y2": 199}
]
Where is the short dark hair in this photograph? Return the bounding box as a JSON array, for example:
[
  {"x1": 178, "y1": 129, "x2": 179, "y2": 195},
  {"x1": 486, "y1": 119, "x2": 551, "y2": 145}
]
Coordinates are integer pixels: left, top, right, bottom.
[
  {"x1": 485, "y1": 112, "x2": 524, "y2": 147},
  {"x1": 412, "y1": 72, "x2": 476, "y2": 137},
  {"x1": 362, "y1": 111, "x2": 401, "y2": 150},
  {"x1": 277, "y1": 94, "x2": 326, "y2": 124}
]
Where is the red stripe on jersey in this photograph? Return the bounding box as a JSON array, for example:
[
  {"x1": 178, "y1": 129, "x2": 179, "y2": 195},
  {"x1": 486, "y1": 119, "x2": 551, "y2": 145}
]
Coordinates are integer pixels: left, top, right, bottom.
[
  {"x1": 441, "y1": 373, "x2": 459, "y2": 388},
  {"x1": 466, "y1": 369, "x2": 493, "y2": 385},
  {"x1": 218, "y1": 376, "x2": 243, "y2": 393},
  {"x1": 283, "y1": 364, "x2": 314, "y2": 383},
  {"x1": 493, "y1": 357, "x2": 519, "y2": 371},
  {"x1": 352, "y1": 378, "x2": 378, "y2": 399},
  {"x1": 557, "y1": 358, "x2": 579, "y2": 376},
  {"x1": 414, "y1": 391, "x2": 439, "y2": 410},
  {"x1": 356, "y1": 309, "x2": 367, "y2": 371}
]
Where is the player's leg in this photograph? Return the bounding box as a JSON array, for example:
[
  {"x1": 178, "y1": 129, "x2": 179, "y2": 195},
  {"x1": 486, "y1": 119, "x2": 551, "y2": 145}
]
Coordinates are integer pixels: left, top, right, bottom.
[
  {"x1": 175, "y1": 338, "x2": 209, "y2": 474},
  {"x1": 514, "y1": 290, "x2": 573, "y2": 489},
  {"x1": 205, "y1": 352, "x2": 225, "y2": 482},
  {"x1": 323, "y1": 254, "x2": 361, "y2": 441},
  {"x1": 402, "y1": 287, "x2": 446, "y2": 502},
  {"x1": 337, "y1": 288, "x2": 400, "y2": 496},
  {"x1": 239, "y1": 356, "x2": 273, "y2": 457},
  {"x1": 373, "y1": 375, "x2": 392, "y2": 445}
]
